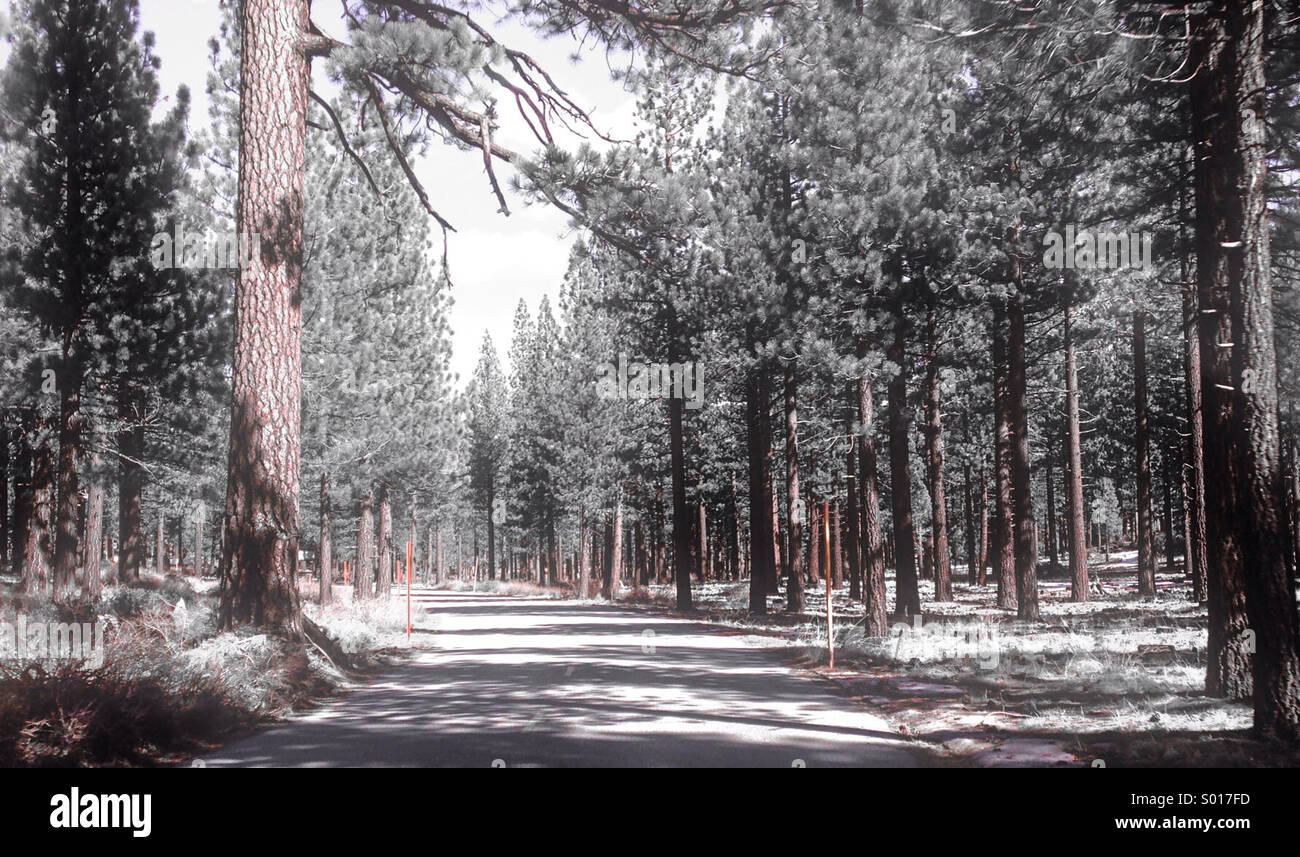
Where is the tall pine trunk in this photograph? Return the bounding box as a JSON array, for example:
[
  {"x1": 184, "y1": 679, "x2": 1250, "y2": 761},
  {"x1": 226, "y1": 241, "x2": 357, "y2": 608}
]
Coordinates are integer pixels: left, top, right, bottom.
[
  {"x1": 846, "y1": 423, "x2": 863, "y2": 601},
  {"x1": 52, "y1": 379, "x2": 82, "y2": 602},
  {"x1": 1007, "y1": 298, "x2": 1038, "y2": 620},
  {"x1": 376, "y1": 482, "x2": 392, "y2": 597},
  {"x1": 22, "y1": 415, "x2": 53, "y2": 596},
  {"x1": 856, "y1": 371, "x2": 888, "y2": 636},
  {"x1": 82, "y1": 477, "x2": 103, "y2": 599},
  {"x1": 1045, "y1": 439, "x2": 1058, "y2": 568},
  {"x1": 486, "y1": 484, "x2": 496, "y2": 581},
  {"x1": 991, "y1": 304, "x2": 1017, "y2": 609},
  {"x1": 1191, "y1": 3, "x2": 1255, "y2": 702},
  {"x1": 1180, "y1": 178, "x2": 1210, "y2": 604},
  {"x1": 1064, "y1": 304, "x2": 1089, "y2": 601},
  {"x1": 963, "y1": 462, "x2": 977, "y2": 585},
  {"x1": 355, "y1": 489, "x2": 374, "y2": 600},
  {"x1": 668, "y1": 396, "x2": 693, "y2": 609},
  {"x1": 0, "y1": 422, "x2": 8, "y2": 571},
  {"x1": 219, "y1": 0, "x2": 309, "y2": 636},
  {"x1": 923, "y1": 307, "x2": 952, "y2": 602},
  {"x1": 887, "y1": 323, "x2": 920, "y2": 619},
  {"x1": 1192, "y1": 0, "x2": 1299, "y2": 737},
  {"x1": 318, "y1": 471, "x2": 332, "y2": 605},
  {"x1": 1133, "y1": 310, "x2": 1157, "y2": 598},
  {"x1": 783, "y1": 364, "x2": 805, "y2": 611},
  {"x1": 746, "y1": 370, "x2": 777, "y2": 613}
]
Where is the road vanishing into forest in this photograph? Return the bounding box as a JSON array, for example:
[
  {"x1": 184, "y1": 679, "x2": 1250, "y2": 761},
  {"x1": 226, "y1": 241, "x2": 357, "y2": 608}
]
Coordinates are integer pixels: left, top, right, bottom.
[{"x1": 203, "y1": 589, "x2": 922, "y2": 768}]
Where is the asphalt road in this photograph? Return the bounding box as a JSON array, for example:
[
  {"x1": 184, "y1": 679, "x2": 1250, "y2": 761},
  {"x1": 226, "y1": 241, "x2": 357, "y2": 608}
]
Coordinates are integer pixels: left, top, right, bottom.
[{"x1": 203, "y1": 588, "x2": 921, "y2": 768}]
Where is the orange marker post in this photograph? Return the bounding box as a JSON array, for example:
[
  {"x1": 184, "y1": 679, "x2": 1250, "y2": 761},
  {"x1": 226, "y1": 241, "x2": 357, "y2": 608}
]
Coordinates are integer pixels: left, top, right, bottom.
[{"x1": 405, "y1": 539, "x2": 413, "y2": 640}]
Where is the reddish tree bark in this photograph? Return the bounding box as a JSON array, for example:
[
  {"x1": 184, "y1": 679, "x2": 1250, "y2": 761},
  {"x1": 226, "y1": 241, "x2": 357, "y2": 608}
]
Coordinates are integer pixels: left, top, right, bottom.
[
  {"x1": 355, "y1": 489, "x2": 374, "y2": 600},
  {"x1": 219, "y1": 0, "x2": 309, "y2": 635},
  {"x1": 853, "y1": 372, "x2": 888, "y2": 635}
]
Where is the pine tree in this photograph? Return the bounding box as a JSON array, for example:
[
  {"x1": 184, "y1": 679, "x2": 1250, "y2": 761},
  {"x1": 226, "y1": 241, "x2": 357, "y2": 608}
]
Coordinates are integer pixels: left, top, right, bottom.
[{"x1": 1, "y1": 0, "x2": 204, "y2": 598}]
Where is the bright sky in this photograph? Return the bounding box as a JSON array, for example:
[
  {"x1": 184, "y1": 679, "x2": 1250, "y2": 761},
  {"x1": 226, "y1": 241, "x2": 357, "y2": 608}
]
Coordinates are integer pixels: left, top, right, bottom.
[{"x1": 134, "y1": 0, "x2": 638, "y2": 386}]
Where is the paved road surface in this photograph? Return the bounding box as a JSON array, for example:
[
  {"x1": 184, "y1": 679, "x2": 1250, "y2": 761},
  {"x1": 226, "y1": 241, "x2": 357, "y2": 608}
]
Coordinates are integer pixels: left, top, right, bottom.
[{"x1": 204, "y1": 588, "x2": 921, "y2": 768}]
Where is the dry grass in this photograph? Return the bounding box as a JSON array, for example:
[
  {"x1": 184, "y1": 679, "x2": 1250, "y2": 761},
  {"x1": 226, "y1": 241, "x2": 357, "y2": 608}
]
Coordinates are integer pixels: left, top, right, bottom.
[
  {"x1": 431, "y1": 578, "x2": 567, "y2": 598},
  {"x1": 0, "y1": 573, "x2": 403, "y2": 767}
]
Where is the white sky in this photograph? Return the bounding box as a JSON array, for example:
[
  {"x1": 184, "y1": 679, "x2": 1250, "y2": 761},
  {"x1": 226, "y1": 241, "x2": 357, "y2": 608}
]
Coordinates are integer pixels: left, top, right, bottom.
[{"x1": 134, "y1": 0, "x2": 638, "y2": 386}]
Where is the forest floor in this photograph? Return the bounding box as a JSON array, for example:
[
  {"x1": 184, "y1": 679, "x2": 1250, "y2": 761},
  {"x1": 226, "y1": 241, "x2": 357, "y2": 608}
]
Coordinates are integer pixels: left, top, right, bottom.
[{"x1": 621, "y1": 551, "x2": 1300, "y2": 767}]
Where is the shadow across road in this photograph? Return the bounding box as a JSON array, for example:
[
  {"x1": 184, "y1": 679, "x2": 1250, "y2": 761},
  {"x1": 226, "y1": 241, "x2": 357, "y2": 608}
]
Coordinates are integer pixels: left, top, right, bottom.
[{"x1": 205, "y1": 590, "x2": 922, "y2": 768}]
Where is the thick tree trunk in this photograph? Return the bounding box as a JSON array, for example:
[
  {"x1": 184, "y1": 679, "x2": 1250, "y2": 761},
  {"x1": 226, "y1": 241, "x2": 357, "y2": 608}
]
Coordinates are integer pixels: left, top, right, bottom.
[
  {"x1": 1007, "y1": 299, "x2": 1038, "y2": 620},
  {"x1": 219, "y1": 0, "x2": 308, "y2": 637},
  {"x1": 1045, "y1": 439, "x2": 1058, "y2": 568},
  {"x1": 668, "y1": 396, "x2": 693, "y2": 610},
  {"x1": 746, "y1": 370, "x2": 777, "y2": 613},
  {"x1": 486, "y1": 484, "x2": 496, "y2": 581},
  {"x1": 1162, "y1": 444, "x2": 1176, "y2": 572},
  {"x1": 923, "y1": 308, "x2": 952, "y2": 601},
  {"x1": 783, "y1": 364, "x2": 805, "y2": 611},
  {"x1": 0, "y1": 422, "x2": 8, "y2": 570},
  {"x1": 976, "y1": 464, "x2": 989, "y2": 586},
  {"x1": 155, "y1": 517, "x2": 165, "y2": 577},
  {"x1": 116, "y1": 400, "x2": 144, "y2": 581},
  {"x1": 318, "y1": 471, "x2": 332, "y2": 605},
  {"x1": 727, "y1": 472, "x2": 741, "y2": 582},
  {"x1": 1181, "y1": 214, "x2": 1210, "y2": 604},
  {"x1": 846, "y1": 427, "x2": 862, "y2": 600},
  {"x1": 887, "y1": 323, "x2": 920, "y2": 619},
  {"x1": 1063, "y1": 304, "x2": 1089, "y2": 601},
  {"x1": 52, "y1": 380, "x2": 82, "y2": 602},
  {"x1": 697, "y1": 502, "x2": 708, "y2": 582},
  {"x1": 22, "y1": 416, "x2": 54, "y2": 596},
  {"x1": 577, "y1": 516, "x2": 589, "y2": 599},
  {"x1": 1133, "y1": 310, "x2": 1157, "y2": 598},
  {"x1": 10, "y1": 416, "x2": 27, "y2": 578},
  {"x1": 355, "y1": 489, "x2": 374, "y2": 600},
  {"x1": 1191, "y1": 3, "x2": 1256, "y2": 702},
  {"x1": 809, "y1": 499, "x2": 821, "y2": 587},
  {"x1": 991, "y1": 304, "x2": 1017, "y2": 609},
  {"x1": 603, "y1": 499, "x2": 623, "y2": 600},
  {"x1": 1193, "y1": 0, "x2": 1300, "y2": 737},
  {"x1": 376, "y1": 482, "x2": 392, "y2": 597},
  {"x1": 830, "y1": 501, "x2": 842, "y2": 589},
  {"x1": 856, "y1": 371, "x2": 887, "y2": 636},
  {"x1": 83, "y1": 478, "x2": 103, "y2": 599},
  {"x1": 963, "y1": 463, "x2": 977, "y2": 585},
  {"x1": 546, "y1": 508, "x2": 556, "y2": 587},
  {"x1": 434, "y1": 526, "x2": 442, "y2": 584}
]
